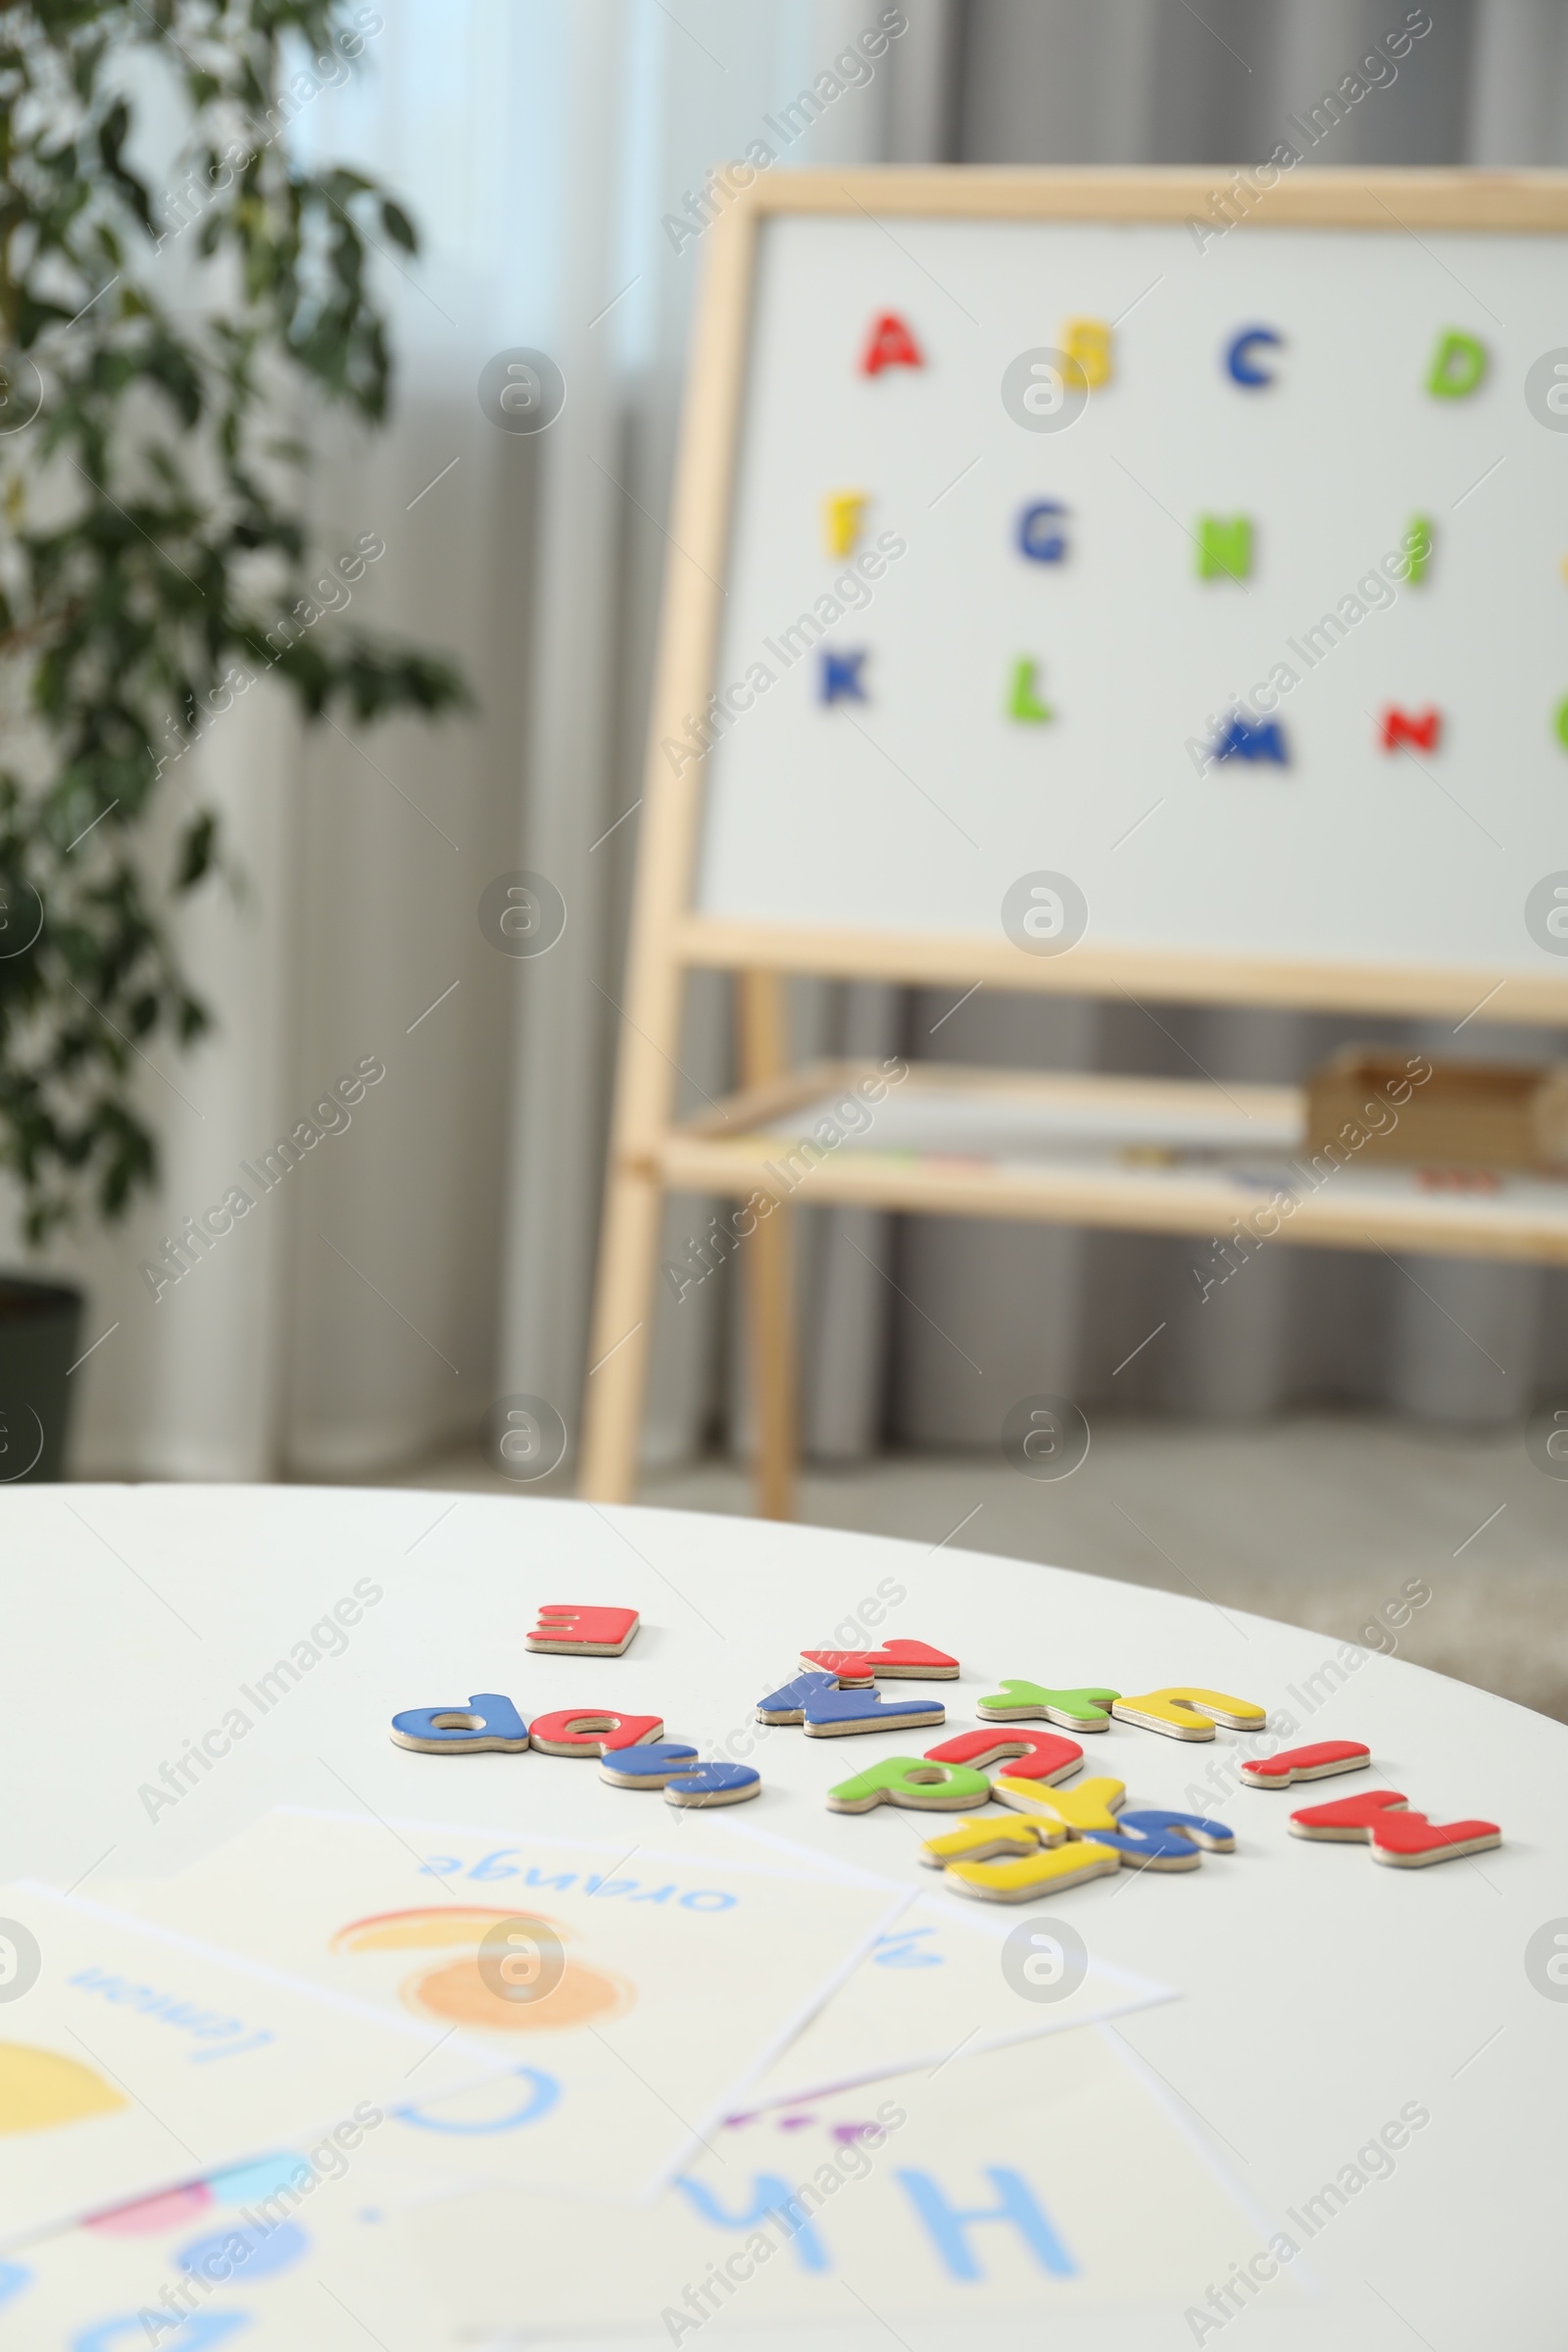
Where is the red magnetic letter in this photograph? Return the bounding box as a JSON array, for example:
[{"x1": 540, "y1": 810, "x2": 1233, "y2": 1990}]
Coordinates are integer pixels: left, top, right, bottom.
[
  {"x1": 526, "y1": 1606, "x2": 639, "y2": 1655},
  {"x1": 924, "y1": 1728, "x2": 1083, "y2": 1784},
  {"x1": 527, "y1": 1710, "x2": 663, "y2": 1756},
  {"x1": 1380, "y1": 707, "x2": 1442, "y2": 753},
  {"x1": 1289, "y1": 1789, "x2": 1408, "y2": 1841},
  {"x1": 860, "y1": 312, "x2": 923, "y2": 376}
]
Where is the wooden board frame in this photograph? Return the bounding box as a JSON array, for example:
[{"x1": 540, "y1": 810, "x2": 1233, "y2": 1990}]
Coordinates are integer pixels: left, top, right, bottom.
[{"x1": 580, "y1": 168, "x2": 1568, "y2": 1512}]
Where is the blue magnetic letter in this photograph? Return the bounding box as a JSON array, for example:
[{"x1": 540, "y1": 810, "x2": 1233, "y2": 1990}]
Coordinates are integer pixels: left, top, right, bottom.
[
  {"x1": 1226, "y1": 325, "x2": 1282, "y2": 388},
  {"x1": 390, "y1": 1693, "x2": 528, "y2": 1752},
  {"x1": 1211, "y1": 712, "x2": 1289, "y2": 766},
  {"x1": 1016, "y1": 500, "x2": 1068, "y2": 563},
  {"x1": 819, "y1": 648, "x2": 867, "y2": 704},
  {"x1": 895, "y1": 2167, "x2": 1076, "y2": 2281}
]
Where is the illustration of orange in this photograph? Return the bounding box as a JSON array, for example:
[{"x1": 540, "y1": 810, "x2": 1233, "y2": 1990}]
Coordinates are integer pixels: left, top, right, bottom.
[
  {"x1": 330, "y1": 1907, "x2": 632, "y2": 2034},
  {"x1": 0, "y1": 2042, "x2": 125, "y2": 2134}
]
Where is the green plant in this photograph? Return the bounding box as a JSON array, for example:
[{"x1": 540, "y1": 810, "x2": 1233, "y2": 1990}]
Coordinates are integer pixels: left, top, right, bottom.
[{"x1": 0, "y1": 0, "x2": 468, "y2": 1239}]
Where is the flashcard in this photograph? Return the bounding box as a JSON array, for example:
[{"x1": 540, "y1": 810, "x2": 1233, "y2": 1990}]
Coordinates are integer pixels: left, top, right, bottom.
[
  {"x1": 96, "y1": 1810, "x2": 909, "y2": 2205},
  {"x1": 924, "y1": 1728, "x2": 1083, "y2": 1785},
  {"x1": 0, "y1": 1882, "x2": 502, "y2": 2247},
  {"x1": 389, "y1": 1693, "x2": 529, "y2": 1755},
  {"x1": 527, "y1": 1708, "x2": 664, "y2": 1757},
  {"x1": 526, "y1": 1605, "x2": 640, "y2": 1656},
  {"x1": 800, "y1": 1641, "x2": 958, "y2": 1681},
  {"x1": 0, "y1": 2142, "x2": 454, "y2": 2352},
  {"x1": 397, "y1": 2029, "x2": 1292, "y2": 2334},
  {"x1": 1240, "y1": 1740, "x2": 1370, "y2": 1788},
  {"x1": 1110, "y1": 1687, "x2": 1267, "y2": 1741},
  {"x1": 978, "y1": 1680, "x2": 1119, "y2": 1730},
  {"x1": 736, "y1": 1884, "x2": 1174, "y2": 2109}
]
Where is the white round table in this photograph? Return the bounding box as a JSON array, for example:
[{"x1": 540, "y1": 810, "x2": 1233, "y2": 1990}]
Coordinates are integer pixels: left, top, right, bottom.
[{"x1": 6, "y1": 1485, "x2": 1564, "y2": 2348}]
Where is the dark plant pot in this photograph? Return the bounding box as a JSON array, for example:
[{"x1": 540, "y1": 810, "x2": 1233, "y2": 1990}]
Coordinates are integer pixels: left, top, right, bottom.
[{"x1": 0, "y1": 1277, "x2": 82, "y2": 1483}]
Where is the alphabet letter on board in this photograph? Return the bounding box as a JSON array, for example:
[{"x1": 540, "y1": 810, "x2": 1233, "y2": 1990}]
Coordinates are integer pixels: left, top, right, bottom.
[{"x1": 860, "y1": 313, "x2": 922, "y2": 375}]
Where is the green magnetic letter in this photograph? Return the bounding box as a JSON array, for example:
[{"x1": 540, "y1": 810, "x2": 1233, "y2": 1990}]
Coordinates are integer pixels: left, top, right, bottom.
[{"x1": 1197, "y1": 515, "x2": 1251, "y2": 580}]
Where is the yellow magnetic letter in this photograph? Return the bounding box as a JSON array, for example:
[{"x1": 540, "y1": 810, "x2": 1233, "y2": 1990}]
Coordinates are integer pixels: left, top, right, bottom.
[
  {"x1": 919, "y1": 1816, "x2": 1051, "y2": 1869},
  {"x1": 992, "y1": 1775, "x2": 1125, "y2": 1834},
  {"x1": 822, "y1": 490, "x2": 868, "y2": 559},
  {"x1": 1061, "y1": 318, "x2": 1112, "y2": 390},
  {"x1": 945, "y1": 1840, "x2": 1121, "y2": 1902},
  {"x1": 1111, "y1": 1688, "x2": 1266, "y2": 1740}
]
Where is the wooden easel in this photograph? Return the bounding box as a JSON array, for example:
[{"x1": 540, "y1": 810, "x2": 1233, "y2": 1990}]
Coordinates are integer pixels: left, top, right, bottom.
[{"x1": 579, "y1": 168, "x2": 1568, "y2": 1518}]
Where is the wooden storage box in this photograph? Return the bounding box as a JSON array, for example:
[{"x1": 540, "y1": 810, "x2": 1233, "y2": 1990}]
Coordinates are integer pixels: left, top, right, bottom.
[{"x1": 1304, "y1": 1049, "x2": 1568, "y2": 1170}]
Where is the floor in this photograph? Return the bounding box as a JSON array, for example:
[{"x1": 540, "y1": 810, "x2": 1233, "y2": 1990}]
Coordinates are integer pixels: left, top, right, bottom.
[{"x1": 380, "y1": 1412, "x2": 1568, "y2": 1724}]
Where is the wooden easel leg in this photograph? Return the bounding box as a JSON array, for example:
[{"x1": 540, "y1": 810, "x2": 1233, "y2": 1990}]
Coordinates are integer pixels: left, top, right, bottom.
[
  {"x1": 579, "y1": 1166, "x2": 662, "y2": 1502},
  {"x1": 746, "y1": 1200, "x2": 798, "y2": 1520},
  {"x1": 739, "y1": 972, "x2": 797, "y2": 1521}
]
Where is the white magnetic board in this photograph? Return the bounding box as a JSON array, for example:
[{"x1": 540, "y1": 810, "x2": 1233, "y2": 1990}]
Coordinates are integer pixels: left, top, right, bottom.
[{"x1": 695, "y1": 209, "x2": 1568, "y2": 980}]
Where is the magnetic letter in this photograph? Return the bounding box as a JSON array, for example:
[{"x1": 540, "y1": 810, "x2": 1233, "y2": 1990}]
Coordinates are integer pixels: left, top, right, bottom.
[
  {"x1": 1426, "y1": 329, "x2": 1487, "y2": 399},
  {"x1": 526, "y1": 1709, "x2": 664, "y2": 1757},
  {"x1": 978, "y1": 1680, "x2": 1119, "y2": 1731},
  {"x1": 918, "y1": 1816, "x2": 1053, "y2": 1867},
  {"x1": 943, "y1": 1840, "x2": 1120, "y2": 1902},
  {"x1": 1226, "y1": 325, "x2": 1282, "y2": 387},
  {"x1": 1197, "y1": 516, "x2": 1252, "y2": 580},
  {"x1": 860, "y1": 312, "x2": 922, "y2": 375},
  {"x1": 1006, "y1": 659, "x2": 1053, "y2": 722},
  {"x1": 924, "y1": 1728, "x2": 1083, "y2": 1785},
  {"x1": 1112, "y1": 1688, "x2": 1266, "y2": 1740},
  {"x1": 1240, "y1": 1740, "x2": 1371, "y2": 1788},
  {"x1": 819, "y1": 648, "x2": 867, "y2": 703},
  {"x1": 1209, "y1": 711, "x2": 1289, "y2": 765},
  {"x1": 390, "y1": 1694, "x2": 529, "y2": 1755},
  {"x1": 801, "y1": 1641, "x2": 958, "y2": 1681},
  {"x1": 664, "y1": 1763, "x2": 761, "y2": 1809},
  {"x1": 1380, "y1": 707, "x2": 1441, "y2": 754},
  {"x1": 992, "y1": 1775, "x2": 1126, "y2": 1836},
  {"x1": 526, "y1": 1605, "x2": 639, "y2": 1656},
  {"x1": 822, "y1": 490, "x2": 868, "y2": 558},
  {"x1": 1403, "y1": 516, "x2": 1433, "y2": 585},
  {"x1": 1061, "y1": 318, "x2": 1112, "y2": 389},
  {"x1": 757, "y1": 1670, "x2": 841, "y2": 1725},
  {"x1": 1288, "y1": 1789, "x2": 1410, "y2": 1841},
  {"x1": 1016, "y1": 500, "x2": 1068, "y2": 563},
  {"x1": 598, "y1": 1740, "x2": 699, "y2": 1788},
  {"x1": 803, "y1": 1684, "x2": 946, "y2": 1739},
  {"x1": 1370, "y1": 1811, "x2": 1500, "y2": 1867},
  {"x1": 827, "y1": 1757, "x2": 990, "y2": 1814}
]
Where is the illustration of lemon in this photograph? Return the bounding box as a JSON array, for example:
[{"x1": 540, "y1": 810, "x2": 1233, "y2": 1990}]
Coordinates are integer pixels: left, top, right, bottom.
[{"x1": 0, "y1": 2042, "x2": 125, "y2": 2134}]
